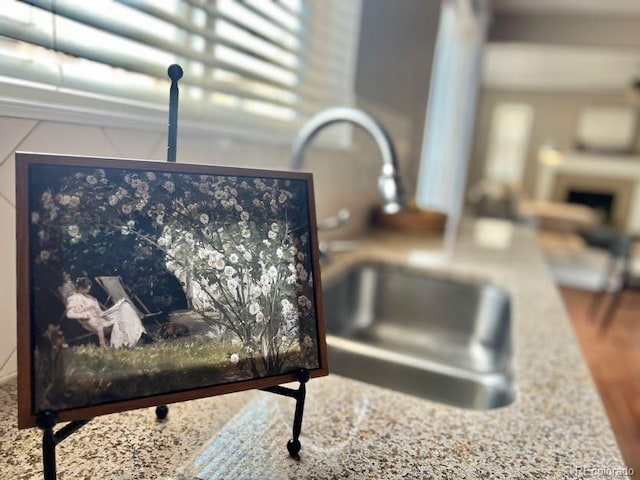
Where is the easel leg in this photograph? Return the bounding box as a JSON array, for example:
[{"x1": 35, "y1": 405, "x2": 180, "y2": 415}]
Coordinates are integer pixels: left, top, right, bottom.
[
  {"x1": 42, "y1": 426, "x2": 57, "y2": 480},
  {"x1": 287, "y1": 379, "x2": 306, "y2": 459},
  {"x1": 261, "y1": 368, "x2": 310, "y2": 459},
  {"x1": 287, "y1": 369, "x2": 310, "y2": 459},
  {"x1": 37, "y1": 411, "x2": 58, "y2": 480},
  {"x1": 37, "y1": 411, "x2": 94, "y2": 480},
  {"x1": 155, "y1": 404, "x2": 169, "y2": 420}
]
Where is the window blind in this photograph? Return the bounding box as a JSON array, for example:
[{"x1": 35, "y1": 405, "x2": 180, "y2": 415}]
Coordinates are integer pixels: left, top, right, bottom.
[{"x1": 0, "y1": 0, "x2": 361, "y2": 139}]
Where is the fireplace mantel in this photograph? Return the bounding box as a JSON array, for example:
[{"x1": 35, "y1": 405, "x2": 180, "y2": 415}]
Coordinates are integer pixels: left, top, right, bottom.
[{"x1": 535, "y1": 151, "x2": 640, "y2": 231}]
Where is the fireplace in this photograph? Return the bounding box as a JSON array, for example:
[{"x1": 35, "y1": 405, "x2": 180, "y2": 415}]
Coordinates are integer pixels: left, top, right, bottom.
[
  {"x1": 535, "y1": 151, "x2": 640, "y2": 231},
  {"x1": 552, "y1": 173, "x2": 634, "y2": 229},
  {"x1": 566, "y1": 190, "x2": 615, "y2": 224}
]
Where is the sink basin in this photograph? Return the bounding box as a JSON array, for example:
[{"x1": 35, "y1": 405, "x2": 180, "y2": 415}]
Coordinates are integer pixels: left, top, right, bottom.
[{"x1": 323, "y1": 261, "x2": 515, "y2": 409}]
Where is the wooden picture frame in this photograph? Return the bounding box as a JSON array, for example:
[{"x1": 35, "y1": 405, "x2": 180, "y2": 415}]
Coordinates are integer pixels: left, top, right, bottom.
[{"x1": 16, "y1": 152, "x2": 328, "y2": 429}]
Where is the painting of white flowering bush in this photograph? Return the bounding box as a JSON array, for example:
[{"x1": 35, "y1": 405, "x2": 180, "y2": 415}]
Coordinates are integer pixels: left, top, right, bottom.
[{"x1": 16, "y1": 153, "x2": 326, "y2": 425}]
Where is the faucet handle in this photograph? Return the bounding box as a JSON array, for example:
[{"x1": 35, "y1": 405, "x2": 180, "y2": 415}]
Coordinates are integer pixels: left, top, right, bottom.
[{"x1": 317, "y1": 208, "x2": 350, "y2": 231}]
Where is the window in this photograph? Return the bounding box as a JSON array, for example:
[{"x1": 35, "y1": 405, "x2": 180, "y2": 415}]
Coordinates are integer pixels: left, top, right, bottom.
[
  {"x1": 0, "y1": 0, "x2": 362, "y2": 140},
  {"x1": 484, "y1": 103, "x2": 534, "y2": 186}
]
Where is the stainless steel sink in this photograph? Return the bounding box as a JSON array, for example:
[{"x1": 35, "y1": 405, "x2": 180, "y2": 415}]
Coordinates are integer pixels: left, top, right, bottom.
[{"x1": 323, "y1": 261, "x2": 515, "y2": 409}]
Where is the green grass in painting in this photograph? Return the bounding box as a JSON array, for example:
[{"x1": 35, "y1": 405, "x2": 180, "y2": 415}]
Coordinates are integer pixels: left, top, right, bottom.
[
  {"x1": 38, "y1": 337, "x2": 251, "y2": 411},
  {"x1": 36, "y1": 336, "x2": 310, "y2": 412},
  {"x1": 67, "y1": 336, "x2": 241, "y2": 377}
]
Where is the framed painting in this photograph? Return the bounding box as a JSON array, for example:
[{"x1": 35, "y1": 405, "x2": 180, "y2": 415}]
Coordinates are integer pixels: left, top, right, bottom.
[{"x1": 16, "y1": 152, "x2": 328, "y2": 429}]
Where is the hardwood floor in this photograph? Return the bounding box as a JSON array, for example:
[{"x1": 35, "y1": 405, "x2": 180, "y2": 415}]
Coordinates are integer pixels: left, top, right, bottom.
[{"x1": 560, "y1": 287, "x2": 640, "y2": 472}]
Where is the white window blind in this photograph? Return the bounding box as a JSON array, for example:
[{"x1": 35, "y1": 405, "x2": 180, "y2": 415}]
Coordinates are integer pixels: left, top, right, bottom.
[{"x1": 0, "y1": 0, "x2": 361, "y2": 139}]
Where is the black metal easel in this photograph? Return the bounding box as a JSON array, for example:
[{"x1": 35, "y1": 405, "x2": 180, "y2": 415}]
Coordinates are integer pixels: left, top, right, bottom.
[
  {"x1": 262, "y1": 368, "x2": 310, "y2": 459},
  {"x1": 35, "y1": 64, "x2": 310, "y2": 479}
]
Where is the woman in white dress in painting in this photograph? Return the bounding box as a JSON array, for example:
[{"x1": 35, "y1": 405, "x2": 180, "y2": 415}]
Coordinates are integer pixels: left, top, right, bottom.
[{"x1": 65, "y1": 277, "x2": 146, "y2": 348}]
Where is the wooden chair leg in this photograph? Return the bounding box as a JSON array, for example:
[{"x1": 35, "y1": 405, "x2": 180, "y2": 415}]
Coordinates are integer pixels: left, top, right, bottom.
[{"x1": 598, "y1": 288, "x2": 625, "y2": 335}]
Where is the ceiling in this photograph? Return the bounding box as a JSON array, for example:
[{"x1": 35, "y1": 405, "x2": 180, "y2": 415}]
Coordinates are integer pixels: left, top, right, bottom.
[
  {"x1": 483, "y1": 1, "x2": 640, "y2": 92},
  {"x1": 483, "y1": 44, "x2": 640, "y2": 92},
  {"x1": 490, "y1": 0, "x2": 640, "y2": 17}
]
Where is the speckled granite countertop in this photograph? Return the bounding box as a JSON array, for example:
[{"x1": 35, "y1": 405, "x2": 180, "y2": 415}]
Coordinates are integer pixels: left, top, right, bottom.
[{"x1": 0, "y1": 220, "x2": 626, "y2": 479}]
